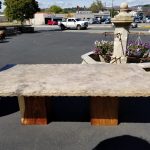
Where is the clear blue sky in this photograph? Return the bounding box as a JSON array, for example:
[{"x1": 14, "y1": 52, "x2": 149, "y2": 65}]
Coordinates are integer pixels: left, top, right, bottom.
[{"x1": 0, "y1": 0, "x2": 150, "y2": 11}]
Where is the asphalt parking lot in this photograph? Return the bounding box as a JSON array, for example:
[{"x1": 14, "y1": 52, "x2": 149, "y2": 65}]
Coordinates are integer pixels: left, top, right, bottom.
[
  {"x1": 0, "y1": 29, "x2": 149, "y2": 67},
  {"x1": 0, "y1": 31, "x2": 114, "y2": 68},
  {"x1": 0, "y1": 30, "x2": 150, "y2": 150}
]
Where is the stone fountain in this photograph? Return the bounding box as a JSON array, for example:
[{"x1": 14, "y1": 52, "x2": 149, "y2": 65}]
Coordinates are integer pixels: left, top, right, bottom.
[{"x1": 81, "y1": 2, "x2": 150, "y2": 66}]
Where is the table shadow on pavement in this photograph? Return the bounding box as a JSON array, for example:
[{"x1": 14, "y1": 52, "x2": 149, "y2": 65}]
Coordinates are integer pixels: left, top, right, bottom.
[
  {"x1": 1, "y1": 96, "x2": 150, "y2": 123},
  {"x1": 0, "y1": 64, "x2": 16, "y2": 72},
  {"x1": 0, "y1": 64, "x2": 19, "y2": 117},
  {"x1": 92, "y1": 135, "x2": 150, "y2": 150},
  {"x1": 51, "y1": 96, "x2": 90, "y2": 122},
  {"x1": 51, "y1": 97, "x2": 150, "y2": 123},
  {"x1": 119, "y1": 97, "x2": 150, "y2": 123},
  {"x1": 0, "y1": 97, "x2": 19, "y2": 117}
]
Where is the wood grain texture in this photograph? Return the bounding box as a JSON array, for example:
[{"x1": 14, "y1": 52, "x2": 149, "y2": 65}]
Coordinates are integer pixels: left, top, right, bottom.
[
  {"x1": 18, "y1": 96, "x2": 51, "y2": 125},
  {"x1": 90, "y1": 97, "x2": 119, "y2": 126}
]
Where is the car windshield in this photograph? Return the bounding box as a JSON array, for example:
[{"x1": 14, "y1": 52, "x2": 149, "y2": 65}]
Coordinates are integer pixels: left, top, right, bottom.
[
  {"x1": 75, "y1": 18, "x2": 81, "y2": 21},
  {"x1": 62, "y1": 18, "x2": 67, "y2": 22}
]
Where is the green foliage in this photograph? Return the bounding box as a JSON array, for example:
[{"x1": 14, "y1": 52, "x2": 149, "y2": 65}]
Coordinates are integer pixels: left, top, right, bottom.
[
  {"x1": 63, "y1": 7, "x2": 76, "y2": 13},
  {"x1": 40, "y1": 8, "x2": 48, "y2": 13},
  {"x1": 63, "y1": 7, "x2": 89, "y2": 14},
  {"x1": 89, "y1": 0, "x2": 103, "y2": 13},
  {"x1": 93, "y1": 40, "x2": 113, "y2": 62},
  {"x1": 109, "y1": 9, "x2": 118, "y2": 17},
  {"x1": 47, "y1": 5, "x2": 62, "y2": 14},
  {"x1": 4, "y1": 0, "x2": 40, "y2": 23},
  {"x1": 40, "y1": 6, "x2": 88, "y2": 14},
  {"x1": 143, "y1": 4, "x2": 150, "y2": 7}
]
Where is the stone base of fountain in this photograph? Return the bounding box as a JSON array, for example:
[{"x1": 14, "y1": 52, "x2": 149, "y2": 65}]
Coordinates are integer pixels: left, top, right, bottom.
[{"x1": 81, "y1": 51, "x2": 150, "y2": 66}]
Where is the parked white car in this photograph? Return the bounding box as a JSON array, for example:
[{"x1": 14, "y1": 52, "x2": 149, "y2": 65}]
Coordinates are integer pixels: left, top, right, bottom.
[{"x1": 58, "y1": 18, "x2": 88, "y2": 30}]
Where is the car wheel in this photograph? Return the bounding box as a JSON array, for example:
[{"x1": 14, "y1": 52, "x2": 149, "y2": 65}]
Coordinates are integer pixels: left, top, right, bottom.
[
  {"x1": 77, "y1": 25, "x2": 81, "y2": 30},
  {"x1": 84, "y1": 27, "x2": 87, "y2": 30},
  {"x1": 60, "y1": 24, "x2": 65, "y2": 30}
]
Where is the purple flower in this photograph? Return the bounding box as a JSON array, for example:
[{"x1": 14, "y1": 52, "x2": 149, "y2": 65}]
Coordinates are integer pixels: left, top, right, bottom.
[
  {"x1": 144, "y1": 43, "x2": 150, "y2": 49},
  {"x1": 127, "y1": 41, "x2": 150, "y2": 58}
]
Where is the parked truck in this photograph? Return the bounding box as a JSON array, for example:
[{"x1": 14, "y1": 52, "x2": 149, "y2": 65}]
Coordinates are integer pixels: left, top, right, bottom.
[{"x1": 58, "y1": 18, "x2": 88, "y2": 30}]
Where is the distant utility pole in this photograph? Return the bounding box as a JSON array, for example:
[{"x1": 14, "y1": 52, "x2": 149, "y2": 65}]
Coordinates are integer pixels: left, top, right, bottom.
[
  {"x1": 77, "y1": 5, "x2": 80, "y2": 13},
  {"x1": 103, "y1": 2, "x2": 106, "y2": 10}
]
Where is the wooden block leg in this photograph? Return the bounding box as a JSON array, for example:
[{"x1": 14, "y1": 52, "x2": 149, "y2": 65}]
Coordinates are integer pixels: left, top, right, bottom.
[
  {"x1": 90, "y1": 97, "x2": 119, "y2": 126},
  {"x1": 18, "y1": 96, "x2": 51, "y2": 125}
]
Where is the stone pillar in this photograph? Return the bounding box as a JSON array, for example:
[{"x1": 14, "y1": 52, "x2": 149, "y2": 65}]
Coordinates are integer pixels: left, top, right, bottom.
[
  {"x1": 111, "y1": 2, "x2": 133, "y2": 64},
  {"x1": 113, "y1": 27, "x2": 129, "y2": 58}
]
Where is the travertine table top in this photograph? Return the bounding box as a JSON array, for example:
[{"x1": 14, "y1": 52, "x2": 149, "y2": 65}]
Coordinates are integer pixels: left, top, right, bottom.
[{"x1": 0, "y1": 64, "x2": 150, "y2": 97}]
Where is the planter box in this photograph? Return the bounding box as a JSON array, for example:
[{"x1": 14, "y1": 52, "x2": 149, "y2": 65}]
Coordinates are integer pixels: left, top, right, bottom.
[
  {"x1": 127, "y1": 57, "x2": 150, "y2": 63},
  {"x1": 81, "y1": 51, "x2": 150, "y2": 70},
  {"x1": 81, "y1": 52, "x2": 106, "y2": 64}
]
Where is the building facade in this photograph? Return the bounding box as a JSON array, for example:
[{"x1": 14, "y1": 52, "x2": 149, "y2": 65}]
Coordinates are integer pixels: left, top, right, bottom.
[{"x1": 30, "y1": 11, "x2": 110, "y2": 25}]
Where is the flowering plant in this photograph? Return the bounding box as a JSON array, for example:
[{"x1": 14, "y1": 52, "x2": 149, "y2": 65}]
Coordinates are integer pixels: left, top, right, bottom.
[
  {"x1": 126, "y1": 41, "x2": 150, "y2": 58},
  {"x1": 93, "y1": 40, "x2": 150, "y2": 63},
  {"x1": 93, "y1": 40, "x2": 113, "y2": 62}
]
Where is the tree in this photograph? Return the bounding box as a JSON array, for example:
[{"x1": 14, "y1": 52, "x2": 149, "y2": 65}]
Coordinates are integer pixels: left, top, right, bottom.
[
  {"x1": 63, "y1": 7, "x2": 78, "y2": 14},
  {"x1": 89, "y1": 0, "x2": 103, "y2": 13},
  {"x1": 4, "y1": 0, "x2": 40, "y2": 24},
  {"x1": 143, "y1": 4, "x2": 150, "y2": 7},
  {"x1": 109, "y1": 8, "x2": 118, "y2": 18},
  {"x1": 47, "y1": 5, "x2": 62, "y2": 14}
]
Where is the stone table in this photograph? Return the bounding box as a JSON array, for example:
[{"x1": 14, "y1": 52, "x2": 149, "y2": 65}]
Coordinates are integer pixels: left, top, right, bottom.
[{"x1": 0, "y1": 64, "x2": 150, "y2": 126}]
